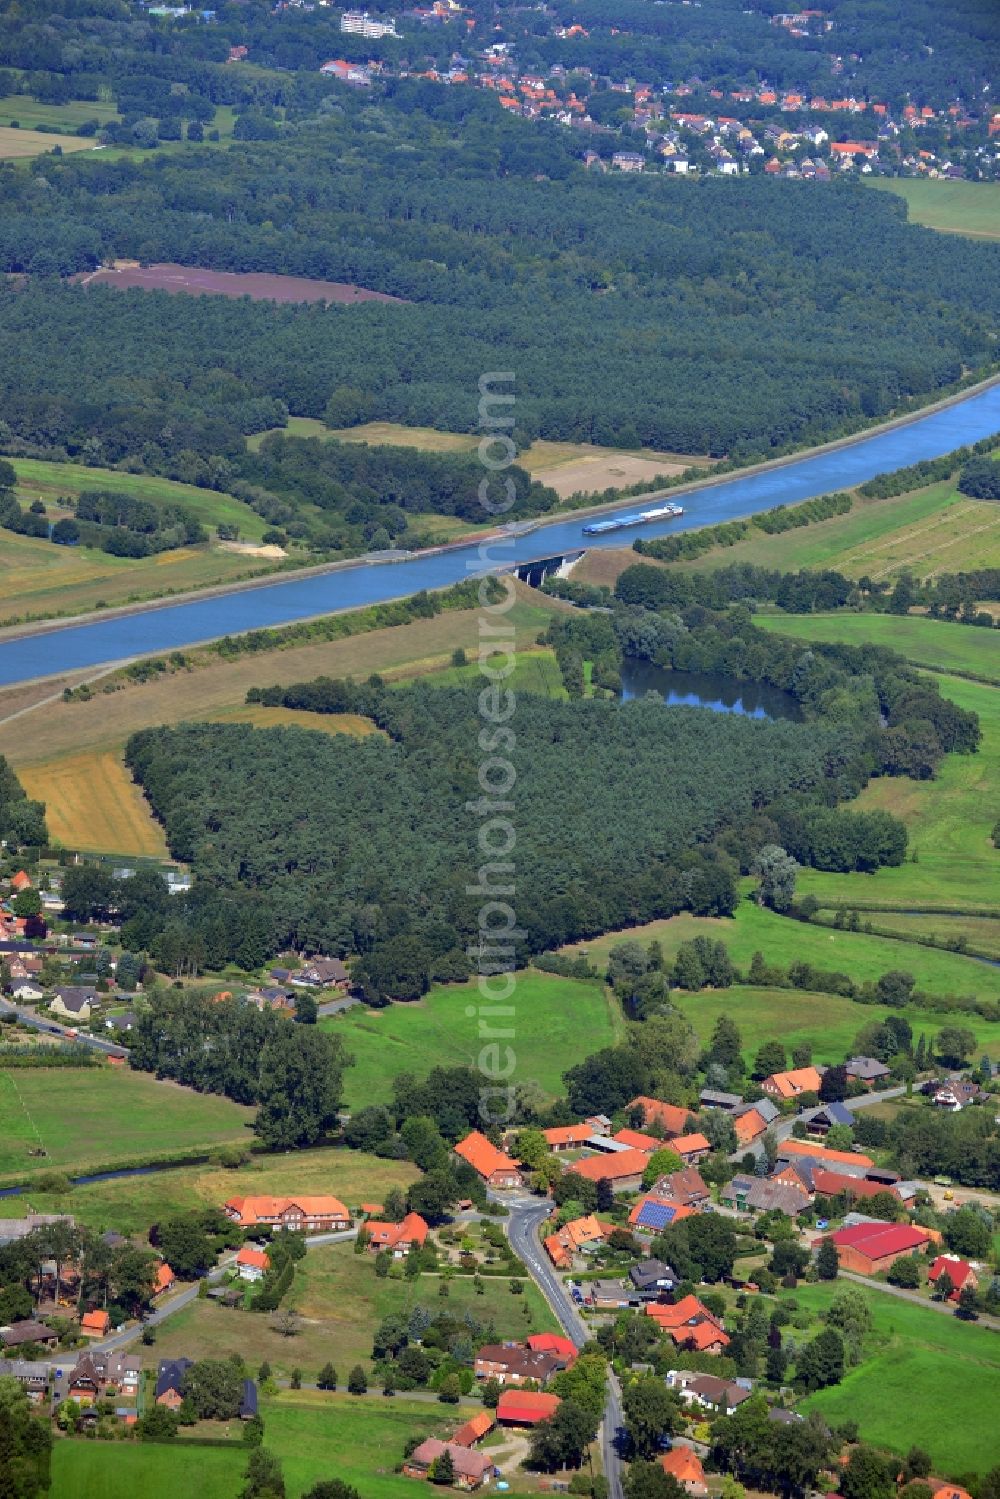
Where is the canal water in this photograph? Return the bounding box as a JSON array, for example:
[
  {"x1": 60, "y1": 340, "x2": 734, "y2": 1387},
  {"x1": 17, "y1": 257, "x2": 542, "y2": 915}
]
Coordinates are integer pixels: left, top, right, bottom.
[{"x1": 1, "y1": 381, "x2": 998, "y2": 687}]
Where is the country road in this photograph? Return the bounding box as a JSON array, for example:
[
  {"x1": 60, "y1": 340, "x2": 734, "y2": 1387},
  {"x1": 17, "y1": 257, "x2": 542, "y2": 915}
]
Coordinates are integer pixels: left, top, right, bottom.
[
  {"x1": 839, "y1": 1270, "x2": 1000, "y2": 1331},
  {"x1": 505, "y1": 1195, "x2": 625, "y2": 1499}
]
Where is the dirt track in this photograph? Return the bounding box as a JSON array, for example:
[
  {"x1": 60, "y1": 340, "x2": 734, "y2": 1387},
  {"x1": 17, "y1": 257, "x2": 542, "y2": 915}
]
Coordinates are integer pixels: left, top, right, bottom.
[{"x1": 73, "y1": 262, "x2": 408, "y2": 304}]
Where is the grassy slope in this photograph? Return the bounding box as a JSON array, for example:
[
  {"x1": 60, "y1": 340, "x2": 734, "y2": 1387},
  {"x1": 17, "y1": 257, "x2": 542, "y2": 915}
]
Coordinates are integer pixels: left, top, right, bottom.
[
  {"x1": 0, "y1": 1146, "x2": 419, "y2": 1236},
  {"x1": 0, "y1": 125, "x2": 95, "y2": 159},
  {"x1": 333, "y1": 971, "x2": 623, "y2": 1108},
  {"x1": 0, "y1": 95, "x2": 120, "y2": 130},
  {"x1": 756, "y1": 613, "x2": 1000, "y2": 684},
  {"x1": 754, "y1": 617, "x2": 1000, "y2": 914},
  {"x1": 575, "y1": 482, "x2": 1000, "y2": 591},
  {"x1": 787, "y1": 1281, "x2": 1000, "y2": 1474},
  {"x1": 868, "y1": 177, "x2": 1000, "y2": 240},
  {"x1": 1, "y1": 457, "x2": 276, "y2": 621},
  {"x1": 565, "y1": 900, "x2": 1000, "y2": 1005},
  {"x1": 150, "y1": 1237, "x2": 558, "y2": 1379},
  {"x1": 0, "y1": 1068, "x2": 252, "y2": 1183}
]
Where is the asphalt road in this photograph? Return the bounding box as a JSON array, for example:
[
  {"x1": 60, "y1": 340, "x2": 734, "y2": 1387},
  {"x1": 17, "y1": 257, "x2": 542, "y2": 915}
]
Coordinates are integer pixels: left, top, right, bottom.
[
  {"x1": 504, "y1": 1195, "x2": 625, "y2": 1499},
  {"x1": 0, "y1": 998, "x2": 128, "y2": 1058},
  {"x1": 732, "y1": 1085, "x2": 907, "y2": 1162}
]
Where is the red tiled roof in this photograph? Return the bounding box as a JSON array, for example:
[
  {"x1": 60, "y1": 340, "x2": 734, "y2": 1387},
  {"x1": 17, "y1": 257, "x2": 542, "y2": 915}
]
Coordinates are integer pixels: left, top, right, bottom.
[
  {"x1": 669, "y1": 1133, "x2": 710, "y2": 1156},
  {"x1": 81, "y1": 1310, "x2": 109, "y2": 1334},
  {"x1": 365, "y1": 1212, "x2": 429, "y2": 1250},
  {"x1": 497, "y1": 1390, "x2": 561, "y2": 1424},
  {"x1": 629, "y1": 1097, "x2": 691, "y2": 1136},
  {"x1": 781, "y1": 1140, "x2": 874, "y2": 1169},
  {"x1": 646, "y1": 1294, "x2": 718, "y2": 1328},
  {"x1": 569, "y1": 1148, "x2": 649, "y2": 1182},
  {"x1": 153, "y1": 1262, "x2": 175, "y2": 1293},
  {"x1": 236, "y1": 1247, "x2": 271, "y2": 1272},
  {"x1": 811, "y1": 1169, "x2": 895, "y2": 1200},
  {"x1": 527, "y1": 1333, "x2": 577, "y2": 1360},
  {"x1": 225, "y1": 1195, "x2": 350, "y2": 1225},
  {"x1": 661, "y1": 1447, "x2": 706, "y2": 1485},
  {"x1": 543, "y1": 1125, "x2": 592, "y2": 1148},
  {"x1": 613, "y1": 1128, "x2": 661, "y2": 1152},
  {"x1": 830, "y1": 1224, "x2": 929, "y2": 1257},
  {"x1": 452, "y1": 1410, "x2": 495, "y2": 1446},
  {"x1": 454, "y1": 1131, "x2": 521, "y2": 1180},
  {"x1": 674, "y1": 1321, "x2": 730, "y2": 1351},
  {"x1": 928, "y1": 1255, "x2": 975, "y2": 1293},
  {"x1": 734, "y1": 1109, "x2": 765, "y2": 1145}
]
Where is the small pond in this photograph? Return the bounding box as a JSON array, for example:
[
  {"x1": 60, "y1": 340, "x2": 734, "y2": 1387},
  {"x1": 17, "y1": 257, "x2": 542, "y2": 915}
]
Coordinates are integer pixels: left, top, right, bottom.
[{"x1": 619, "y1": 661, "x2": 803, "y2": 721}]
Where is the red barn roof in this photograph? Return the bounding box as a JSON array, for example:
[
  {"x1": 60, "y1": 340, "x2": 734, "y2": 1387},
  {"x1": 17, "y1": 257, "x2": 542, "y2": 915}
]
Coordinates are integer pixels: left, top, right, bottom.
[{"x1": 497, "y1": 1390, "x2": 561, "y2": 1424}]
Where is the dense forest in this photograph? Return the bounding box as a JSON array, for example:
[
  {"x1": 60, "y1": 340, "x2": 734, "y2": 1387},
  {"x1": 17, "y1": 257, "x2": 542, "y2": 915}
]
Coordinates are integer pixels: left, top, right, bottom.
[
  {"x1": 122, "y1": 680, "x2": 855, "y2": 995},
  {"x1": 1, "y1": 93, "x2": 999, "y2": 471},
  {"x1": 0, "y1": 755, "x2": 47, "y2": 850}
]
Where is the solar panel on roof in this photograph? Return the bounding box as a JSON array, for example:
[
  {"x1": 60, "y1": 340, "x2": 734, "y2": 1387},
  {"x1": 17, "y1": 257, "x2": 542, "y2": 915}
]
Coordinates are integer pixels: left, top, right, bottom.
[{"x1": 638, "y1": 1201, "x2": 676, "y2": 1230}]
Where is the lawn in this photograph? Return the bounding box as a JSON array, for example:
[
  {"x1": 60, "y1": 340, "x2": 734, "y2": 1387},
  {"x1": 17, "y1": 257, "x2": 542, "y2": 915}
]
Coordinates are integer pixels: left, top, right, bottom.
[
  {"x1": 18, "y1": 748, "x2": 168, "y2": 856},
  {"x1": 755, "y1": 613, "x2": 1000, "y2": 685},
  {"x1": 0, "y1": 1068, "x2": 253, "y2": 1185},
  {"x1": 676, "y1": 984, "x2": 1000, "y2": 1066},
  {"x1": 0, "y1": 1145, "x2": 418, "y2": 1236},
  {"x1": 51, "y1": 1442, "x2": 245, "y2": 1499},
  {"x1": 150, "y1": 1237, "x2": 558, "y2": 1380},
  {"x1": 785, "y1": 1281, "x2": 1000, "y2": 1474},
  {"x1": 868, "y1": 177, "x2": 1000, "y2": 241},
  {"x1": 332, "y1": 970, "x2": 624, "y2": 1108},
  {"x1": 563, "y1": 899, "x2": 1000, "y2": 1007}
]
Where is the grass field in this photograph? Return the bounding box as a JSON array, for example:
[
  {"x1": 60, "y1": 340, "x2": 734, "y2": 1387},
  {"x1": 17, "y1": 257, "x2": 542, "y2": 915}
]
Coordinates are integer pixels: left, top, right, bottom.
[
  {"x1": 856, "y1": 912, "x2": 1000, "y2": 960},
  {"x1": 0, "y1": 123, "x2": 95, "y2": 159},
  {"x1": 756, "y1": 613, "x2": 1000, "y2": 684},
  {"x1": 204, "y1": 704, "x2": 381, "y2": 738},
  {"x1": 0, "y1": 457, "x2": 277, "y2": 622},
  {"x1": 18, "y1": 748, "x2": 168, "y2": 855},
  {"x1": 564, "y1": 898, "x2": 1000, "y2": 1008},
  {"x1": 333, "y1": 971, "x2": 623, "y2": 1108},
  {"x1": 753, "y1": 618, "x2": 999, "y2": 914},
  {"x1": 574, "y1": 481, "x2": 1000, "y2": 590},
  {"x1": 408, "y1": 646, "x2": 568, "y2": 698},
  {"x1": 0, "y1": 1143, "x2": 418, "y2": 1235},
  {"x1": 0, "y1": 1068, "x2": 252, "y2": 1184},
  {"x1": 150, "y1": 1237, "x2": 558, "y2": 1380},
  {"x1": 786, "y1": 1281, "x2": 1000, "y2": 1473},
  {"x1": 868, "y1": 177, "x2": 1000, "y2": 240},
  {"x1": 50, "y1": 1394, "x2": 471, "y2": 1499},
  {"x1": 0, "y1": 94, "x2": 119, "y2": 132}
]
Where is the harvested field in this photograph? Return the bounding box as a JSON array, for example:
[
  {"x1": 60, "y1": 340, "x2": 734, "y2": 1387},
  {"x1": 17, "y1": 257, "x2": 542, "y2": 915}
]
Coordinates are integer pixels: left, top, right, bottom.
[
  {"x1": 18, "y1": 748, "x2": 168, "y2": 857},
  {"x1": 0, "y1": 125, "x2": 95, "y2": 159},
  {"x1": 530, "y1": 447, "x2": 690, "y2": 498},
  {"x1": 73, "y1": 262, "x2": 407, "y2": 304}
]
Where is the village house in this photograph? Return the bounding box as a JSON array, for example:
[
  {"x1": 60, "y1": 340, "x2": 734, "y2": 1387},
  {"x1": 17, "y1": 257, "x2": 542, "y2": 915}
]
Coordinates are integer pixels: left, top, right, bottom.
[
  {"x1": 777, "y1": 1139, "x2": 874, "y2": 1170},
  {"x1": 722, "y1": 1176, "x2": 810, "y2": 1218},
  {"x1": 152, "y1": 1262, "x2": 175, "y2": 1297},
  {"x1": 611, "y1": 1127, "x2": 662, "y2": 1152},
  {"x1": 319, "y1": 58, "x2": 371, "y2": 86},
  {"x1": 235, "y1": 1246, "x2": 271, "y2": 1282},
  {"x1": 933, "y1": 1079, "x2": 980, "y2": 1111},
  {"x1": 628, "y1": 1195, "x2": 697, "y2": 1234},
  {"x1": 646, "y1": 1294, "x2": 730, "y2": 1354},
  {"x1": 473, "y1": 1341, "x2": 567, "y2": 1385},
  {"x1": 629, "y1": 1258, "x2": 678, "y2": 1299},
  {"x1": 611, "y1": 151, "x2": 644, "y2": 171},
  {"x1": 57, "y1": 1350, "x2": 141, "y2": 1406},
  {"x1": 845, "y1": 1056, "x2": 890, "y2": 1088},
  {"x1": 543, "y1": 1213, "x2": 614, "y2": 1267},
  {"x1": 364, "y1": 1212, "x2": 429, "y2": 1258},
  {"x1": 451, "y1": 1410, "x2": 496, "y2": 1447},
  {"x1": 223, "y1": 1195, "x2": 351, "y2": 1233},
  {"x1": 49, "y1": 986, "x2": 98, "y2": 1022},
  {"x1": 543, "y1": 1124, "x2": 593, "y2": 1152},
  {"x1": 659, "y1": 1446, "x2": 708, "y2": 1495},
  {"x1": 291, "y1": 957, "x2": 350, "y2": 989},
  {"x1": 155, "y1": 1358, "x2": 192, "y2": 1408},
  {"x1": 825, "y1": 1222, "x2": 931, "y2": 1277},
  {"x1": 665, "y1": 1369, "x2": 753, "y2": 1415},
  {"x1": 80, "y1": 1309, "x2": 110, "y2": 1338},
  {"x1": 496, "y1": 1389, "x2": 561, "y2": 1426},
  {"x1": 668, "y1": 1132, "x2": 711, "y2": 1165},
  {"x1": 733, "y1": 1108, "x2": 768, "y2": 1147},
  {"x1": 654, "y1": 1166, "x2": 711, "y2": 1207},
  {"x1": 0, "y1": 1359, "x2": 50, "y2": 1402},
  {"x1": 0, "y1": 1320, "x2": 59, "y2": 1351},
  {"x1": 699, "y1": 1089, "x2": 742, "y2": 1111},
  {"x1": 628, "y1": 1098, "x2": 694, "y2": 1137},
  {"x1": 453, "y1": 1131, "x2": 523, "y2": 1190},
  {"x1": 806, "y1": 1101, "x2": 855, "y2": 1137},
  {"x1": 928, "y1": 1254, "x2": 979, "y2": 1300},
  {"x1": 810, "y1": 1168, "x2": 899, "y2": 1203},
  {"x1": 403, "y1": 1438, "x2": 491, "y2": 1488},
  {"x1": 586, "y1": 1280, "x2": 633, "y2": 1310},
  {"x1": 568, "y1": 1148, "x2": 649, "y2": 1193},
  {"x1": 526, "y1": 1333, "x2": 577, "y2": 1361},
  {"x1": 761, "y1": 1065, "x2": 824, "y2": 1101}
]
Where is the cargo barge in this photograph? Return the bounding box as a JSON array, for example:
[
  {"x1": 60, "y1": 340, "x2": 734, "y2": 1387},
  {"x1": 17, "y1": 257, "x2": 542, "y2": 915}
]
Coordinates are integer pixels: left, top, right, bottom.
[{"x1": 582, "y1": 501, "x2": 684, "y2": 536}]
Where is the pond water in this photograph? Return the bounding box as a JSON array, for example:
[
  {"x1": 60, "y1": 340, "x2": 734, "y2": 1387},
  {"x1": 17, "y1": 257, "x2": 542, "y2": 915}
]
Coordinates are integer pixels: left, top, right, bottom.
[{"x1": 620, "y1": 661, "x2": 803, "y2": 721}]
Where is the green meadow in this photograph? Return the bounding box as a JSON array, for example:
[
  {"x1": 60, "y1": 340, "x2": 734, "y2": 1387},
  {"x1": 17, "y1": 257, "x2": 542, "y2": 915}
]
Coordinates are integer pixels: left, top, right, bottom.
[
  {"x1": 331, "y1": 970, "x2": 623, "y2": 1108},
  {"x1": 755, "y1": 613, "x2": 1000, "y2": 684},
  {"x1": 868, "y1": 177, "x2": 1000, "y2": 241},
  {"x1": 787, "y1": 1281, "x2": 1000, "y2": 1475}
]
